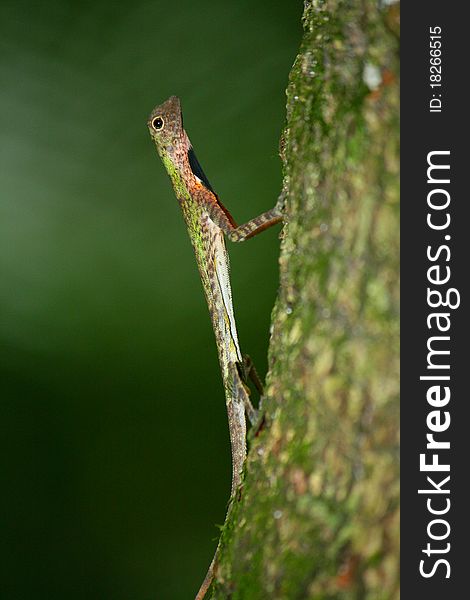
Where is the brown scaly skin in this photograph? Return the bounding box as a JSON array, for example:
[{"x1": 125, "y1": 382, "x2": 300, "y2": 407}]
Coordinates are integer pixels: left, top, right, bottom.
[{"x1": 147, "y1": 96, "x2": 284, "y2": 599}]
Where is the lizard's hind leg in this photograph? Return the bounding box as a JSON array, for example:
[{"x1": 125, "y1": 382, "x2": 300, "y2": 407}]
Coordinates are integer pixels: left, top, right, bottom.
[
  {"x1": 235, "y1": 355, "x2": 265, "y2": 426},
  {"x1": 233, "y1": 363, "x2": 258, "y2": 426},
  {"x1": 240, "y1": 354, "x2": 264, "y2": 396}
]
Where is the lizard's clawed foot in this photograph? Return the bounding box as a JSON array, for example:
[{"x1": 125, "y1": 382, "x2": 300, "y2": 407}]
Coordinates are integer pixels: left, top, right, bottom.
[{"x1": 274, "y1": 187, "x2": 288, "y2": 216}]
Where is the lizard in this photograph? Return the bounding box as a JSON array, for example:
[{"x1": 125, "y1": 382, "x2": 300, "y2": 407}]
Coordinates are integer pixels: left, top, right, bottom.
[{"x1": 147, "y1": 96, "x2": 284, "y2": 598}]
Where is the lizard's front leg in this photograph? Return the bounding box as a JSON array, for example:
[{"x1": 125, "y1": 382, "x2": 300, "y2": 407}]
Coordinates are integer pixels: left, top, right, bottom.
[
  {"x1": 205, "y1": 190, "x2": 287, "y2": 243},
  {"x1": 228, "y1": 189, "x2": 287, "y2": 242}
]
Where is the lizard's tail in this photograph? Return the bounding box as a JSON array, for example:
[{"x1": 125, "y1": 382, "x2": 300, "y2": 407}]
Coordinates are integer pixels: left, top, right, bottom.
[
  {"x1": 194, "y1": 396, "x2": 247, "y2": 599},
  {"x1": 195, "y1": 544, "x2": 220, "y2": 600}
]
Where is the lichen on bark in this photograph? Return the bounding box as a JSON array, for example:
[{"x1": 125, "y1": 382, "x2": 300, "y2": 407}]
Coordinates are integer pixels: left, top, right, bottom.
[{"x1": 212, "y1": 1, "x2": 399, "y2": 598}]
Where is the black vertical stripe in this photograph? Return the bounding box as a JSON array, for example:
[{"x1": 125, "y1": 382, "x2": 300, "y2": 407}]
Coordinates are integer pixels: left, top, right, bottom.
[{"x1": 188, "y1": 146, "x2": 215, "y2": 193}]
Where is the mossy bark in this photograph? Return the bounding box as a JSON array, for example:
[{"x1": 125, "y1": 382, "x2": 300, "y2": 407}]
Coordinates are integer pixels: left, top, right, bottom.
[{"x1": 213, "y1": 1, "x2": 399, "y2": 598}]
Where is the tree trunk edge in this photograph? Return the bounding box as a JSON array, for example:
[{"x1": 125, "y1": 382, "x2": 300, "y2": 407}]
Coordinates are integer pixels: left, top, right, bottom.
[{"x1": 213, "y1": 1, "x2": 400, "y2": 598}]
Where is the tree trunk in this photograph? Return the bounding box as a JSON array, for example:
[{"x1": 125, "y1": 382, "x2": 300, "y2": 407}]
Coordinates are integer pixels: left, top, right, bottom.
[{"x1": 213, "y1": 1, "x2": 400, "y2": 598}]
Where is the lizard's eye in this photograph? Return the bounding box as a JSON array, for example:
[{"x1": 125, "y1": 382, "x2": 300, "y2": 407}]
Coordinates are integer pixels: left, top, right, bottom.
[{"x1": 152, "y1": 116, "x2": 164, "y2": 131}]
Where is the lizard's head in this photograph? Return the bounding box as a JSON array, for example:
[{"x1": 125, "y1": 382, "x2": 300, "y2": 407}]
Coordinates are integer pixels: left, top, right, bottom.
[
  {"x1": 147, "y1": 96, "x2": 186, "y2": 163},
  {"x1": 147, "y1": 96, "x2": 191, "y2": 198}
]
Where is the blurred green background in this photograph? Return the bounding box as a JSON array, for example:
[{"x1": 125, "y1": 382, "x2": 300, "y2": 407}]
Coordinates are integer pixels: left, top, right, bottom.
[{"x1": 0, "y1": 1, "x2": 300, "y2": 597}]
